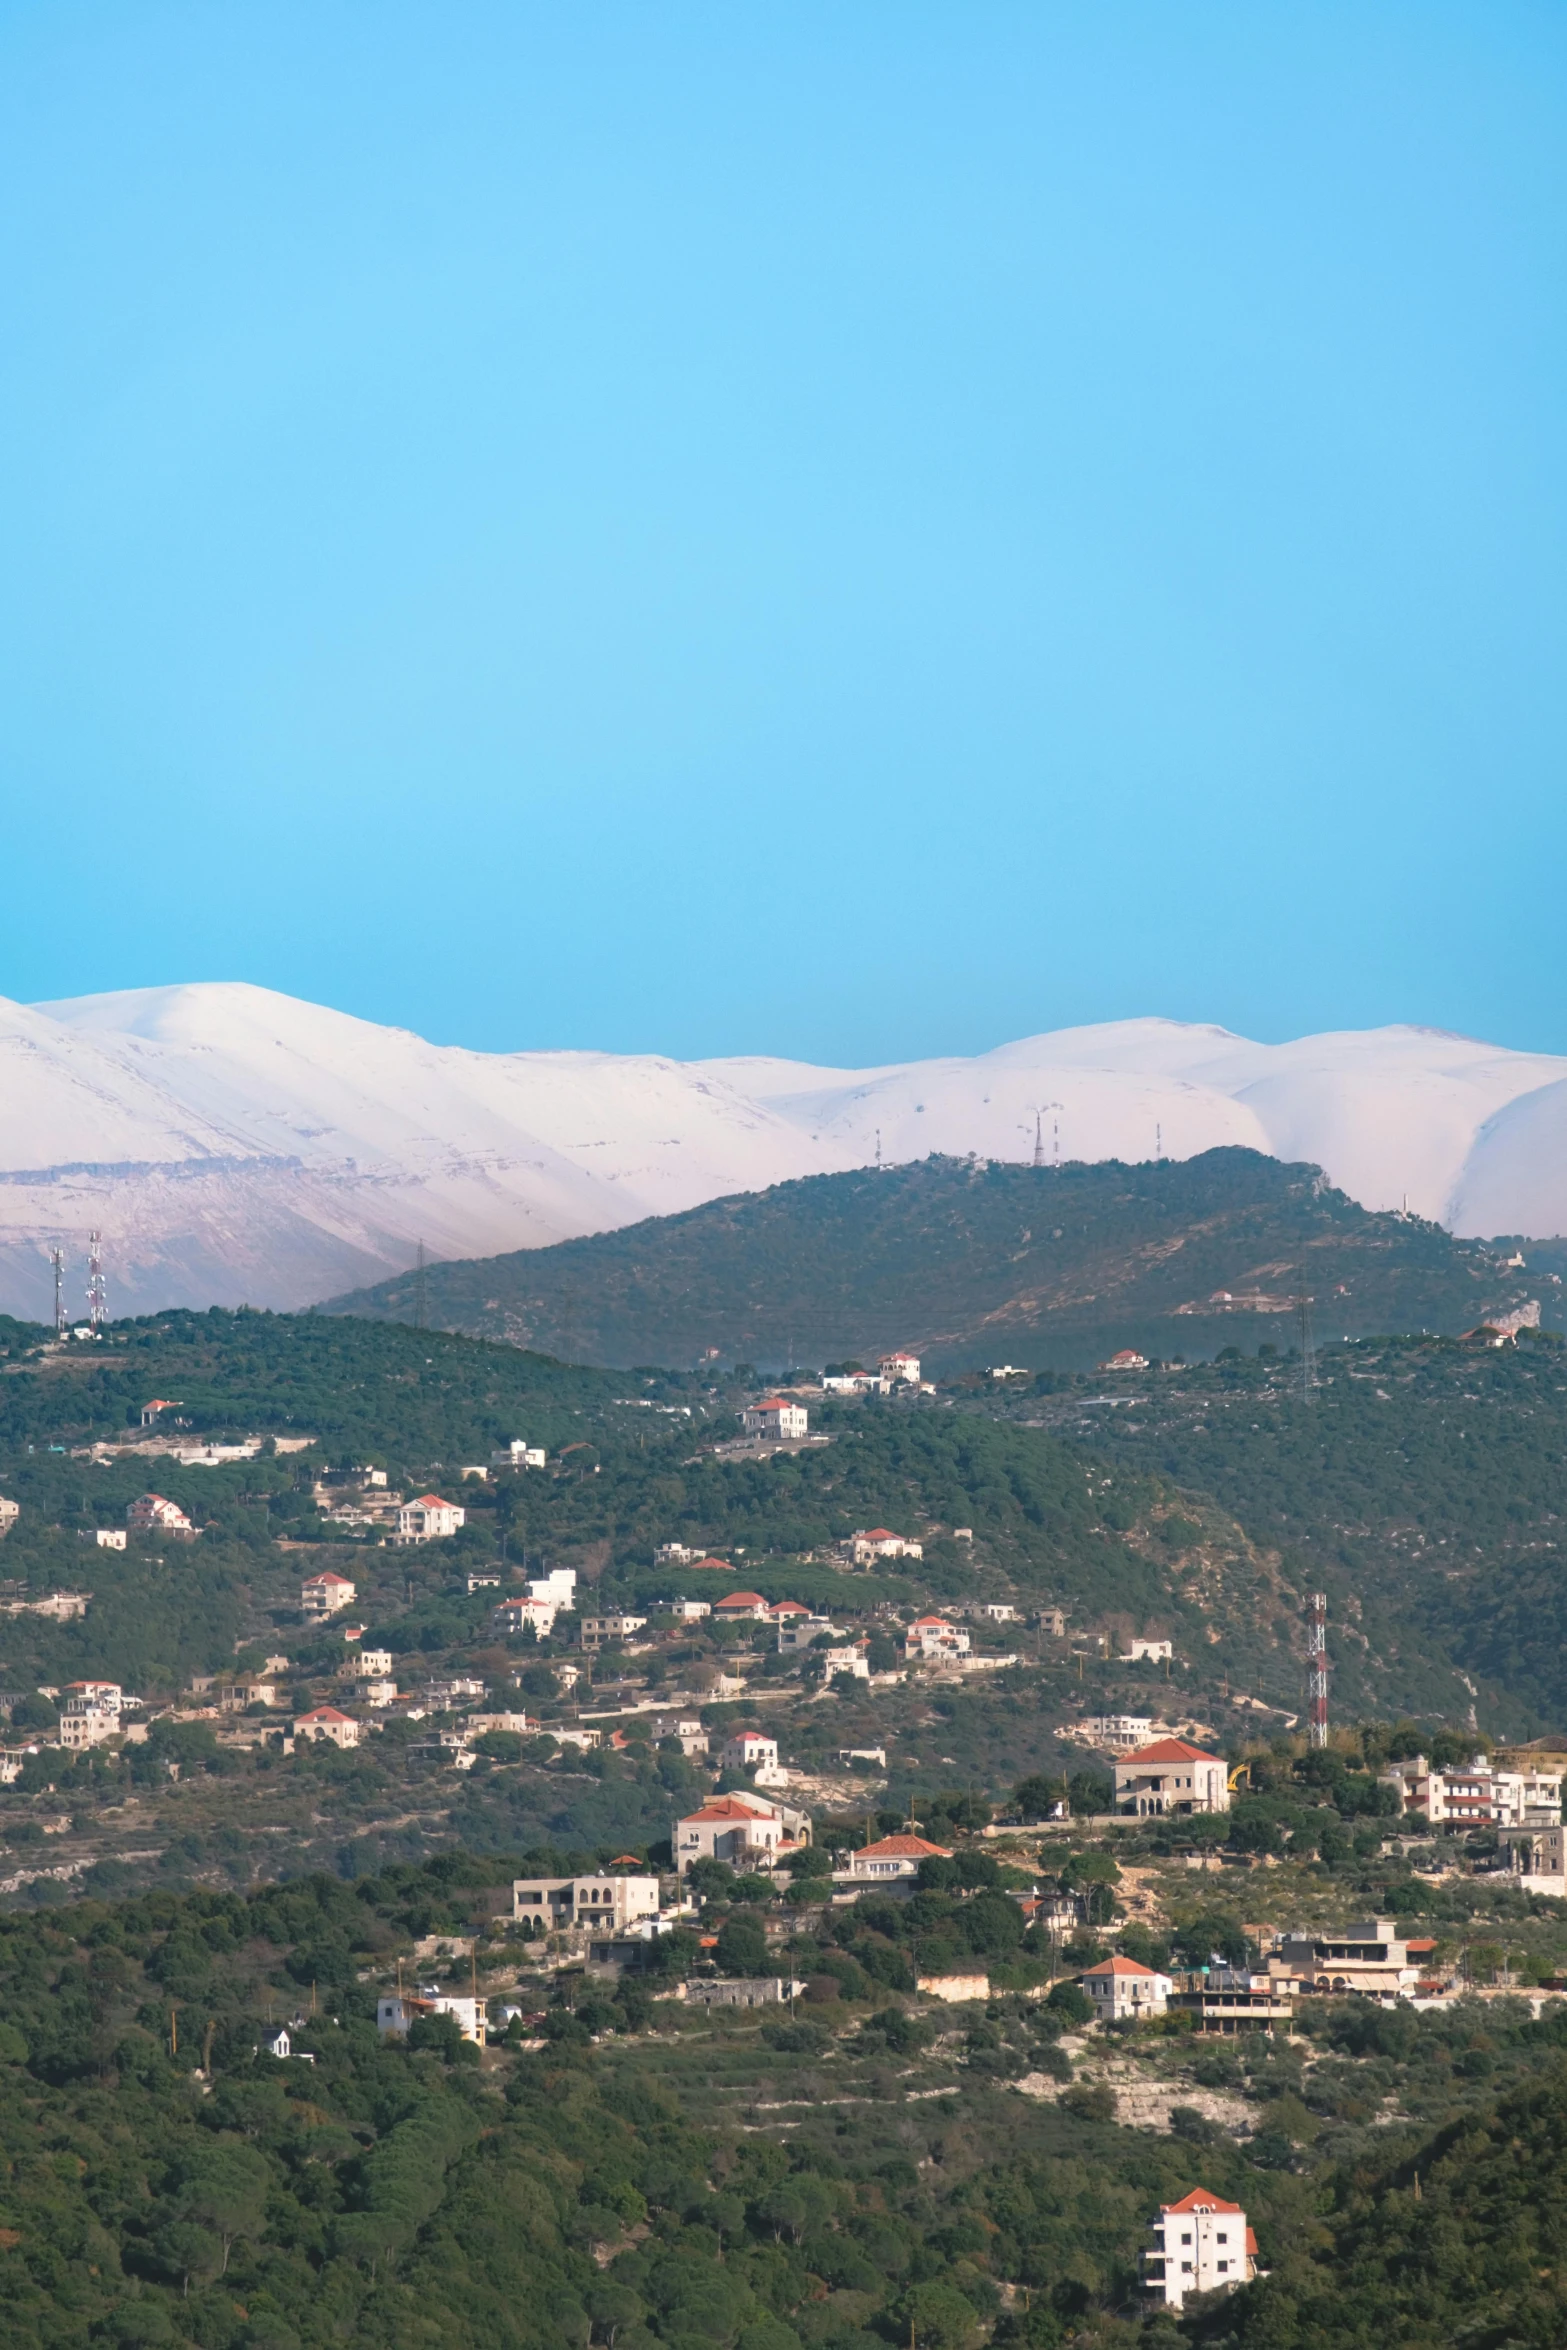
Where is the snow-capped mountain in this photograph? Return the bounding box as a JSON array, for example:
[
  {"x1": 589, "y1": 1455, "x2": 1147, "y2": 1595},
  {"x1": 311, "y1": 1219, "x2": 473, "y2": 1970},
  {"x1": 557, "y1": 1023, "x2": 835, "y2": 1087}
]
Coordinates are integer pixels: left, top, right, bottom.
[{"x1": 0, "y1": 981, "x2": 1561, "y2": 1320}]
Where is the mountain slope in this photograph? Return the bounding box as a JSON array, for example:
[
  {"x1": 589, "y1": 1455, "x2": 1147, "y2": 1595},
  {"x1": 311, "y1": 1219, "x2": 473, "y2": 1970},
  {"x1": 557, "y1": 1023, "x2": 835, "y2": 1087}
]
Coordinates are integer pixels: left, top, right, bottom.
[
  {"x1": 324, "y1": 1148, "x2": 1544, "y2": 1371},
  {"x1": 0, "y1": 985, "x2": 1562, "y2": 1319}
]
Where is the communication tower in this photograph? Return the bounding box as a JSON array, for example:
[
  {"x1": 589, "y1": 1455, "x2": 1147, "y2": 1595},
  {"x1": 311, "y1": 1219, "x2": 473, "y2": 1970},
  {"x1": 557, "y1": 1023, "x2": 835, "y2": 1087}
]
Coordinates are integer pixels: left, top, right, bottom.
[
  {"x1": 50, "y1": 1247, "x2": 66, "y2": 1338},
  {"x1": 1032, "y1": 1114, "x2": 1044, "y2": 1170},
  {"x1": 1295, "y1": 1276, "x2": 1316, "y2": 1403},
  {"x1": 86, "y1": 1232, "x2": 106, "y2": 1335},
  {"x1": 1307, "y1": 1592, "x2": 1329, "y2": 1749}
]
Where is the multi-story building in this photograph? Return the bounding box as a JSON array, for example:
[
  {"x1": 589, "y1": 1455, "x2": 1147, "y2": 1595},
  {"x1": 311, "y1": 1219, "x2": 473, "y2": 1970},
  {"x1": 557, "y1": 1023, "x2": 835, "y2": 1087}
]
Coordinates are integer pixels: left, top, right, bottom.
[
  {"x1": 1262, "y1": 1918, "x2": 1421, "y2": 2002},
  {"x1": 293, "y1": 1706, "x2": 360, "y2": 1750},
  {"x1": 580, "y1": 1613, "x2": 648, "y2": 1650},
  {"x1": 879, "y1": 1352, "x2": 921, "y2": 1385},
  {"x1": 722, "y1": 1730, "x2": 779, "y2": 1774},
  {"x1": 301, "y1": 1570, "x2": 356, "y2": 1616},
  {"x1": 1144, "y1": 2191, "x2": 1258, "y2": 2309},
  {"x1": 344, "y1": 1648, "x2": 393, "y2": 1679},
  {"x1": 1378, "y1": 1753, "x2": 1562, "y2": 1828},
  {"x1": 392, "y1": 1494, "x2": 465, "y2": 1543},
  {"x1": 59, "y1": 1683, "x2": 122, "y2": 1749},
  {"x1": 127, "y1": 1493, "x2": 195, "y2": 1536},
  {"x1": 822, "y1": 1641, "x2": 870, "y2": 1680},
  {"x1": 713, "y1": 1591, "x2": 770, "y2": 1624},
  {"x1": 674, "y1": 1792, "x2": 811, "y2": 1873},
  {"x1": 852, "y1": 1528, "x2": 924, "y2": 1564},
  {"x1": 511, "y1": 1874, "x2": 661, "y2": 1934},
  {"x1": 492, "y1": 1596, "x2": 559, "y2": 1639},
  {"x1": 741, "y1": 1398, "x2": 809, "y2": 1441},
  {"x1": 904, "y1": 1615, "x2": 970, "y2": 1662},
  {"x1": 1078, "y1": 1955, "x2": 1172, "y2": 2022},
  {"x1": 1082, "y1": 1713, "x2": 1154, "y2": 1753},
  {"x1": 1167, "y1": 1967, "x2": 1295, "y2": 2035},
  {"x1": 775, "y1": 1611, "x2": 834, "y2": 1653},
  {"x1": 1114, "y1": 1739, "x2": 1230, "y2": 1816},
  {"x1": 491, "y1": 1441, "x2": 548, "y2": 1469}
]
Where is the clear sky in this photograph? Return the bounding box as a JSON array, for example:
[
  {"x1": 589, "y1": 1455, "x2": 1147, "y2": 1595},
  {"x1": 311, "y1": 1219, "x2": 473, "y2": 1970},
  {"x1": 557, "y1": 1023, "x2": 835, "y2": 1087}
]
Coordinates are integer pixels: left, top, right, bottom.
[{"x1": 1, "y1": 2, "x2": 1563, "y2": 1064}]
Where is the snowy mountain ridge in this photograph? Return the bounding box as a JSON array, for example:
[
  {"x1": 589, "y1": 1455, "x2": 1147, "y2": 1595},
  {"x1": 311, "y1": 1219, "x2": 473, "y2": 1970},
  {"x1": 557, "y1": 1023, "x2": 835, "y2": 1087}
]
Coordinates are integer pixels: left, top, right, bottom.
[{"x1": 0, "y1": 980, "x2": 1562, "y2": 1319}]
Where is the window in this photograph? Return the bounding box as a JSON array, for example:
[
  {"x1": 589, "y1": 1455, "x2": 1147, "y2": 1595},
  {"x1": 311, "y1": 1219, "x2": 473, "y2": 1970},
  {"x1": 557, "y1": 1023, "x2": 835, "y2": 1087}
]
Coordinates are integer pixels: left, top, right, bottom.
[
  {"x1": 1217, "y1": 2260, "x2": 1229, "y2": 2274},
  {"x1": 1181, "y1": 2233, "x2": 1192, "y2": 2245}
]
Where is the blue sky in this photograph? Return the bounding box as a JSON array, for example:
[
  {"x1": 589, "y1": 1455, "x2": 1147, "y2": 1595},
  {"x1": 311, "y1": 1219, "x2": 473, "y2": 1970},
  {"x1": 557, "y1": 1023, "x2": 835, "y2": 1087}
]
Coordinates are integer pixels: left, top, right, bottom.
[{"x1": 1, "y1": 2, "x2": 1563, "y2": 1063}]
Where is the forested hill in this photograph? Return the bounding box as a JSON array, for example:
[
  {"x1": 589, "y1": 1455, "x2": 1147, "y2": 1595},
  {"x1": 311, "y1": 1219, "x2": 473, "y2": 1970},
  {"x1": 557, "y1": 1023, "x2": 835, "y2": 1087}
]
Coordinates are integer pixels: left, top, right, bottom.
[{"x1": 323, "y1": 1149, "x2": 1543, "y2": 1372}]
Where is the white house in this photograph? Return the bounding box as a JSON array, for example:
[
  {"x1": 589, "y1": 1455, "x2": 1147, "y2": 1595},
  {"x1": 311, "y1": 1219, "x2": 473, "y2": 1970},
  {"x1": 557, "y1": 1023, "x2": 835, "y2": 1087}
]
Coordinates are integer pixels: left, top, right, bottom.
[
  {"x1": 92, "y1": 1529, "x2": 126, "y2": 1550},
  {"x1": 667, "y1": 1598, "x2": 713, "y2": 1624},
  {"x1": 1144, "y1": 2191, "x2": 1258, "y2": 2309},
  {"x1": 301, "y1": 1570, "x2": 356, "y2": 1617},
  {"x1": 528, "y1": 1568, "x2": 577, "y2": 1608},
  {"x1": 259, "y1": 2026, "x2": 294, "y2": 2059},
  {"x1": 852, "y1": 1528, "x2": 924, "y2": 1564},
  {"x1": 905, "y1": 1615, "x2": 970, "y2": 1662},
  {"x1": 512, "y1": 1874, "x2": 661, "y2": 1933},
  {"x1": 293, "y1": 1706, "x2": 360, "y2": 1750},
  {"x1": 360, "y1": 1678, "x2": 399, "y2": 1709},
  {"x1": 376, "y1": 1993, "x2": 485, "y2": 2045},
  {"x1": 741, "y1": 1398, "x2": 809, "y2": 1440},
  {"x1": 1078, "y1": 1954, "x2": 1173, "y2": 2021},
  {"x1": 879, "y1": 1352, "x2": 921, "y2": 1385},
  {"x1": 1100, "y1": 1349, "x2": 1149, "y2": 1371},
  {"x1": 722, "y1": 1729, "x2": 779, "y2": 1774},
  {"x1": 59, "y1": 1683, "x2": 123, "y2": 1749},
  {"x1": 1083, "y1": 1713, "x2": 1155, "y2": 1753},
  {"x1": 822, "y1": 1641, "x2": 870, "y2": 1681},
  {"x1": 674, "y1": 1793, "x2": 811, "y2": 1873},
  {"x1": 393, "y1": 1494, "x2": 465, "y2": 1543},
  {"x1": 838, "y1": 1833, "x2": 950, "y2": 1885},
  {"x1": 1114, "y1": 1739, "x2": 1231, "y2": 1816},
  {"x1": 491, "y1": 1441, "x2": 547, "y2": 1469},
  {"x1": 127, "y1": 1493, "x2": 195, "y2": 1535},
  {"x1": 347, "y1": 1649, "x2": 394, "y2": 1679},
  {"x1": 1122, "y1": 1637, "x2": 1174, "y2": 1663},
  {"x1": 492, "y1": 1596, "x2": 559, "y2": 1639}
]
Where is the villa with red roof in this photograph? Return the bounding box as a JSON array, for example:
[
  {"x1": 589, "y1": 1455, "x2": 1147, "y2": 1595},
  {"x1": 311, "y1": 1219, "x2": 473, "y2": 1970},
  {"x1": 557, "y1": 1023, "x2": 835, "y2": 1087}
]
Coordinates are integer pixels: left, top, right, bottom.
[
  {"x1": 392, "y1": 1494, "x2": 466, "y2": 1543},
  {"x1": 293, "y1": 1706, "x2": 361, "y2": 1750},
  {"x1": 713, "y1": 1591, "x2": 769, "y2": 1620},
  {"x1": 851, "y1": 1527, "x2": 924, "y2": 1564},
  {"x1": 673, "y1": 1791, "x2": 811, "y2": 1873},
  {"x1": 905, "y1": 1614, "x2": 971, "y2": 1662},
  {"x1": 1077, "y1": 1953, "x2": 1173, "y2": 2020},
  {"x1": 741, "y1": 1397, "x2": 809, "y2": 1441},
  {"x1": 300, "y1": 1568, "x2": 356, "y2": 1616},
  {"x1": 1114, "y1": 1737, "x2": 1230, "y2": 1816},
  {"x1": 839, "y1": 1833, "x2": 951, "y2": 1885},
  {"x1": 1144, "y1": 2190, "x2": 1258, "y2": 2308}
]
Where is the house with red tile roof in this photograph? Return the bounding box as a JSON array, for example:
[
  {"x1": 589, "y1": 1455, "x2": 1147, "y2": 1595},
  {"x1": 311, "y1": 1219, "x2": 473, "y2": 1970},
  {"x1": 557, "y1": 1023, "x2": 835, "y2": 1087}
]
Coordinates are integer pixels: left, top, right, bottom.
[
  {"x1": 293, "y1": 1706, "x2": 360, "y2": 1750},
  {"x1": 851, "y1": 1527, "x2": 924, "y2": 1563},
  {"x1": 713, "y1": 1591, "x2": 769, "y2": 1620},
  {"x1": 1113, "y1": 1737, "x2": 1230, "y2": 1816},
  {"x1": 905, "y1": 1614, "x2": 970, "y2": 1662},
  {"x1": 1078, "y1": 1953, "x2": 1173, "y2": 2020},
  {"x1": 673, "y1": 1791, "x2": 811, "y2": 1873},
  {"x1": 1144, "y1": 2190, "x2": 1258, "y2": 2308},
  {"x1": 300, "y1": 1568, "x2": 356, "y2": 1616},
  {"x1": 741, "y1": 1398, "x2": 809, "y2": 1440},
  {"x1": 839, "y1": 1833, "x2": 951, "y2": 1885}
]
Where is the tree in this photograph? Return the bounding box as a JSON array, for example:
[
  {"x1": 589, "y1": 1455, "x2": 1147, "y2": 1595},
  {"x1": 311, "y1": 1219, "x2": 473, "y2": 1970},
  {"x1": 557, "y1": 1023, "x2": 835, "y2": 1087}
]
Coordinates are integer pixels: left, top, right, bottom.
[
  {"x1": 173, "y1": 2142, "x2": 270, "y2": 2275},
  {"x1": 716, "y1": 1916, "x2": 769, "y2": 1977}
]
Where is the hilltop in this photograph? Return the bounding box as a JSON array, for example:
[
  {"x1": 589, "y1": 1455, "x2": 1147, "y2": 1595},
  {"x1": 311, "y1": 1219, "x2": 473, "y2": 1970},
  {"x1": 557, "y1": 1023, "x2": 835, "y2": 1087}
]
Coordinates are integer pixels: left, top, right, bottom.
[{"x1": 324, "y1": 1148, "x2": 1544, "y2": 1372}]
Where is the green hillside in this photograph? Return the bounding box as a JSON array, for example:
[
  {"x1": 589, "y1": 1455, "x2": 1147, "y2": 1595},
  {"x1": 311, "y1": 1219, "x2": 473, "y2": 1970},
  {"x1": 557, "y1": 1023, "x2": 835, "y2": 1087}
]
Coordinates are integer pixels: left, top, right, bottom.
[
  {"x1": 1002, "y1": 1325, "x2": 1567, "y2": 1725},
  {"x1": 321, "y1": 1150, "x2": 1544, "y2": 1372}
]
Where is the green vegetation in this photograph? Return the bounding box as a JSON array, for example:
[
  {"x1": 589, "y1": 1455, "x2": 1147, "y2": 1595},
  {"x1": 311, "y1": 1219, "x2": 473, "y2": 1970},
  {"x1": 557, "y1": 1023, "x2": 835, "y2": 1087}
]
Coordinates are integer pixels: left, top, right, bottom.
[
  {"x1": 321, "y1": 1149, "x2": 1544, "y2": 1372},
  {"x1": 3, "y1": 1860, "x2": 1567, "y2": 2346},
  {"x1": 1008, "y1": 1326, "x2": 1567, "y2": 1723}
]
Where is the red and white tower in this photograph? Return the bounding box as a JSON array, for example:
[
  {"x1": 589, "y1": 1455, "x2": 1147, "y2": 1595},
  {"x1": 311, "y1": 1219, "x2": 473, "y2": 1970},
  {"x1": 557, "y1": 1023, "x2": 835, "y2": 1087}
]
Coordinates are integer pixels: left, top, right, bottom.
[
  {"x1": 1307, "y1": 1592, "x2": 1329, "y2": 1749},
  {"x1": 86, "y1": 1232, "x2": 106, "y2": 1335}
]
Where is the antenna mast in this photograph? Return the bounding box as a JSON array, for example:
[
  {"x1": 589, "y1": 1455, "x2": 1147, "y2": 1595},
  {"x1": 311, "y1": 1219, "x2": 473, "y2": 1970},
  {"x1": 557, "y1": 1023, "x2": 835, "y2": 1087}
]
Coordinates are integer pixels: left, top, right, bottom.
[
  {"x1": 1032, "y1": 1113, "x2": 1044, "y2": 1170},
  {"x1": 86, "y1": 1232, "x2": 106, "y2": 1335},
  {"x1": 50, "y1": 1247, "x2": 66, "y2": 1338},
  {"x1": 1296, "y1": 1276, "x2": 1316, "y2": 1403},
  {"x1": 1307, "y1": 1592, "x2": 1329, "y2": 1749}
]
